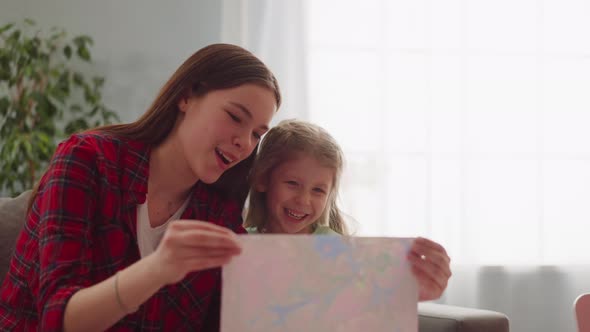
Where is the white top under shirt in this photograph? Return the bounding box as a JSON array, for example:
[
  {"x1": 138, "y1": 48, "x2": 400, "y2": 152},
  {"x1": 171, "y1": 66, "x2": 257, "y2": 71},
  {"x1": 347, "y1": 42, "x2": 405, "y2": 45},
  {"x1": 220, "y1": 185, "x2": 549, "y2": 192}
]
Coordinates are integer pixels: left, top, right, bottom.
[{"x1": 137, "y1": 195, "x2": 190, "y2": 258}]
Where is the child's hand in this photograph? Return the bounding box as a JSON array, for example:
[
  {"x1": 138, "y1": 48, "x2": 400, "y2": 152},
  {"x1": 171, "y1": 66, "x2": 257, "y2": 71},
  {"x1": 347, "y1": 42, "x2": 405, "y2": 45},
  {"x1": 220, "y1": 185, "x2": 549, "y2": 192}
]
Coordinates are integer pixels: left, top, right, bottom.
[
  {"x1": 408, "y1": 237, "x2": 452, "y2": 301},
  {"x1": 150, "y1": 220, "x2": 242, "y2": 285}
]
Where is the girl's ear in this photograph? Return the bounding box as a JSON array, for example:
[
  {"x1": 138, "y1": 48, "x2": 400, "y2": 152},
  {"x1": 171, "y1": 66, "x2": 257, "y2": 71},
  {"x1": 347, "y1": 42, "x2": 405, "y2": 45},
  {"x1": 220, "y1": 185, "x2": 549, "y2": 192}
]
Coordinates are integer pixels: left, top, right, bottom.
[
  {"x1": 177, "y1": 96, "x2": 190, "y2": 113},
  {"x1": 177, "y1": 90, "x2": 193, "y2": 113}
]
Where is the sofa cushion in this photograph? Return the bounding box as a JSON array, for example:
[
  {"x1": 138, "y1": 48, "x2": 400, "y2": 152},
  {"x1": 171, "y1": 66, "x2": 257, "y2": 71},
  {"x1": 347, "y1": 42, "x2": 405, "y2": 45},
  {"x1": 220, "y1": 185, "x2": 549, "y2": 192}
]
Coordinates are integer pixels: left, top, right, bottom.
[
  {"x1": 0, "y1": 190, "x2": 31, "y2": 281},
  {"x1": 419, "y1": 302, "x2": 510, "y2": 332}
]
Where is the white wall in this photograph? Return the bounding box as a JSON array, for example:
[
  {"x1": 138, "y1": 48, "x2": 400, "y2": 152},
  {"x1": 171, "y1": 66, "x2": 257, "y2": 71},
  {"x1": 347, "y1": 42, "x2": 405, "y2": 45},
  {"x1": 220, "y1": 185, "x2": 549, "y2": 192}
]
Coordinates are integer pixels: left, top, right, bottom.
[{"x1": 0, "y1": 0, "x2": 222, "y2": 122}]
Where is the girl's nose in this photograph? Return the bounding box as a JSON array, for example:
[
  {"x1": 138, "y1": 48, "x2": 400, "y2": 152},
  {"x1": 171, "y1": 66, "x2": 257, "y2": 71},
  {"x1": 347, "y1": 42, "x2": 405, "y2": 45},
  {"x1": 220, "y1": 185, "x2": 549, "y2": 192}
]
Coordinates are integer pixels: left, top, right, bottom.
[
  {"x1": 295, "y1": 190, "x2": 312, "y2": 206},
  {"x1": 232, "y1": 132, "x2": 253, "y2": 153}
]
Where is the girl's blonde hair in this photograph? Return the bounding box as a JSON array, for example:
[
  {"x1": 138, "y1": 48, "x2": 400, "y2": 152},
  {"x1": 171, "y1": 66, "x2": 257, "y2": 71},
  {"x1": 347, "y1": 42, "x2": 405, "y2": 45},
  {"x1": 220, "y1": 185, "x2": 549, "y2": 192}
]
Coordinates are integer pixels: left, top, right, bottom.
[{"x1": 244, "y1": 119, "x2": 348, "y2": 235}]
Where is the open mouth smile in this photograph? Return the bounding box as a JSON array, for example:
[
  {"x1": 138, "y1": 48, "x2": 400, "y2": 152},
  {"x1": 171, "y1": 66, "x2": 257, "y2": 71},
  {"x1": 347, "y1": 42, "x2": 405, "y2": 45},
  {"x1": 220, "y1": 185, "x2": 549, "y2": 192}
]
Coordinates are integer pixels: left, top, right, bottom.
[
  {"x1": 284, "y1": 208, "x2": 309, "y2": 222},
  {"x1": 215, "y1": 147, "x2": 235, "y2": 165}
]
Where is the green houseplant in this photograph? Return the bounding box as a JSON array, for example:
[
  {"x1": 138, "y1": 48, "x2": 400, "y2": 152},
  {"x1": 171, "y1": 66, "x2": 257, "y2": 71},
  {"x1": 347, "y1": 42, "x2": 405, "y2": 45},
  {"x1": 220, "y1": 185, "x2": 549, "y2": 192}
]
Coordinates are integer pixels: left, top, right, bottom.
[{"x1": 0, "y1": 19, "x2": 119, "y2": 196}]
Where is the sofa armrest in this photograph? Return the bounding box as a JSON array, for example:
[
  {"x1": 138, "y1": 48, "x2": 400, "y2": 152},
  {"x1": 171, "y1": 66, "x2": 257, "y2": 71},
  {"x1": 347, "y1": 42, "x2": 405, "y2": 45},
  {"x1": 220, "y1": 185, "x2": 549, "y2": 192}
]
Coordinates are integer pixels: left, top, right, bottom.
[
  {"x1": 418, "y1": 302, "x2": 509, "y2": 332},
  {"x1": 0, "y1": 190, "x2": 30, "y2": 281}
]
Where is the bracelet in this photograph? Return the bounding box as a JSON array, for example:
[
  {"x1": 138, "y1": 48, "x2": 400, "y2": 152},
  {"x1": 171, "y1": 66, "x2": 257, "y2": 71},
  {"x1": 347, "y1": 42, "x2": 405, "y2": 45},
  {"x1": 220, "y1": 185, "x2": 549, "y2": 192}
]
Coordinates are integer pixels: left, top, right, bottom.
[{"x1": 114, "y1": 271, "x2": 134, "y2": 314}]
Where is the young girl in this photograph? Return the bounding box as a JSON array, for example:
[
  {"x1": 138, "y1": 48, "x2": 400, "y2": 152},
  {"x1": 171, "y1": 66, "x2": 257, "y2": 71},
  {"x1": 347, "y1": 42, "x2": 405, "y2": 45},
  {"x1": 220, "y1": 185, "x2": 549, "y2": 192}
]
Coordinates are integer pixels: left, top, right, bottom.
[
  {"x1": 244, "y1": 119, "x2": 452, "y2": 301},
  {"x1": 245, "y1": 119, "x2": 346, "y2": 236},
  {"x1": 0, "y1": 44, "x2": 281, "y2": 331}
]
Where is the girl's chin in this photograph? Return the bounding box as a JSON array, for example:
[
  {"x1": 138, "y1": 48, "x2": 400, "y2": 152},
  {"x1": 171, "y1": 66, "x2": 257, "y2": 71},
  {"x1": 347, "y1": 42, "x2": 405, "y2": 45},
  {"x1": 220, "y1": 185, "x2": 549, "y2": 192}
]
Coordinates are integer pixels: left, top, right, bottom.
[
  {"x1": 198, "y1": 173, "x2": 222, "y2": 184},
  {"x1": 198, "y1": 165, "x2": 226, "y2": 184}
]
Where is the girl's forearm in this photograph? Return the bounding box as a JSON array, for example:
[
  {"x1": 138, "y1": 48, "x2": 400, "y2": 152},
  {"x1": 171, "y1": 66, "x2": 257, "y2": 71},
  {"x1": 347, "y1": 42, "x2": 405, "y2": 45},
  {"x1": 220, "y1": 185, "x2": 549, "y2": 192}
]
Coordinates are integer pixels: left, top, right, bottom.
[{"x1": 63, "y1": 254, "x2": 164, "y2": 332}]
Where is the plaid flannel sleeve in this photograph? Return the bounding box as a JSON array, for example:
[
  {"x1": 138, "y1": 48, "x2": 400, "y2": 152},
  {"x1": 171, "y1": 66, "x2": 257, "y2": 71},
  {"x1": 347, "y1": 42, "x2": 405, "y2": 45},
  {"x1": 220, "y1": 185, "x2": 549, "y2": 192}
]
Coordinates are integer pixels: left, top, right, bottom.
[{"x1": 33, "y1": 135, "x2": 99, "y2": 331}]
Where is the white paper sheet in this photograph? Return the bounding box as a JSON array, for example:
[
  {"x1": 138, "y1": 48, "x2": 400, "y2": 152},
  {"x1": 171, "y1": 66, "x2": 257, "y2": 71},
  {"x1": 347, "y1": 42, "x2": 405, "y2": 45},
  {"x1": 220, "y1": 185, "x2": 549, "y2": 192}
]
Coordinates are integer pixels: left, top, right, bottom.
[{"x1": 221, "y1": 235, "x2": 418, "y2": 332}]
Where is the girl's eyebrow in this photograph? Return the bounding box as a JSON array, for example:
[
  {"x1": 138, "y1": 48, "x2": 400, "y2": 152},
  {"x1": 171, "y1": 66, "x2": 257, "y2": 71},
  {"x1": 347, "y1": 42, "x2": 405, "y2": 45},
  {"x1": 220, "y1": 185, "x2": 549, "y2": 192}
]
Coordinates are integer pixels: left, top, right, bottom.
[
  {"x1": 283, "y1": 173, "x2": 300, "y2": 180},
  {"x1": 315, "y1": 183, "x2": 330, "y2": 189},
  {"x1": 228, "y1": 101, "x2": 269, "y2": 131}
]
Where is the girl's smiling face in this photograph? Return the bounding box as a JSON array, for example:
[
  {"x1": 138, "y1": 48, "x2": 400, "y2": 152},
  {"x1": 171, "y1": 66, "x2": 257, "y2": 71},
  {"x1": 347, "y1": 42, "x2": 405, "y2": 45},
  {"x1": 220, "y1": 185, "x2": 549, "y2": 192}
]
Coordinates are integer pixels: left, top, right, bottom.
[
  {"x1": 176, "y1": 84, "x2": 276, "y2": 184},
  {"x1": 258, "y1": 153, "x2": 335, "y2": 234}
]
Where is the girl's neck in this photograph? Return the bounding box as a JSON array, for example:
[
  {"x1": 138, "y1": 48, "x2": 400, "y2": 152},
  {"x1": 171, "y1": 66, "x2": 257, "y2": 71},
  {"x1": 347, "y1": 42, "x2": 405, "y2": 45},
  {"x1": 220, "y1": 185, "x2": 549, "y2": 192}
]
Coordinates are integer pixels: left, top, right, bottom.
[
  {"x1": 149, "y1": 134, "x2": 197, "y2": 200},
  {"x1": 264, "y1": 223, "x2": 315, "y2": 234}
]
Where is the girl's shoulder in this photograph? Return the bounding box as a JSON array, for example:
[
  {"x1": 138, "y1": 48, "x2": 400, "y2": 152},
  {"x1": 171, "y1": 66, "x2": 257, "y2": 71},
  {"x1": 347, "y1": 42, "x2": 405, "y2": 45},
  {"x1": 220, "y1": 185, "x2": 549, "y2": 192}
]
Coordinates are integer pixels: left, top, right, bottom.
[
  {"x1": 42, "y1": 132, "x2": 151, "y2": 191},
  {"x1": 244, "y1": 226, "x2": 259, "y2": 234},
  {"x1": 52, "y1": 132, "x2": 150, "y2": 169},
  {"x1": 63, "y1": 131, "x2": 147, "y2": 153},
  {"x1": 242, "y1": 225, "x2": 338, "y2": 235},
  {"x1": 313, "y1": 225, "x2": 339, "y2": 235},
  {"x1": 243, "y1": 226, "x2": 338, "y2": 235}
]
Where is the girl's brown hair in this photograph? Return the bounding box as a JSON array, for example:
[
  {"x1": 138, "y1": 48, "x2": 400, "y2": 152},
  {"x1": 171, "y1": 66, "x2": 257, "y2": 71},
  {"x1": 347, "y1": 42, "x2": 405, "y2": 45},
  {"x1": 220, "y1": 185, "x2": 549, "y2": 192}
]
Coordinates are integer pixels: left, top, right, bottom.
[
  {"x1": 28, "y1": 43, "x2": 281, "y2": 211},
  {"x1": 244, "y1": 119, "x2": 348, "y2": 235}
]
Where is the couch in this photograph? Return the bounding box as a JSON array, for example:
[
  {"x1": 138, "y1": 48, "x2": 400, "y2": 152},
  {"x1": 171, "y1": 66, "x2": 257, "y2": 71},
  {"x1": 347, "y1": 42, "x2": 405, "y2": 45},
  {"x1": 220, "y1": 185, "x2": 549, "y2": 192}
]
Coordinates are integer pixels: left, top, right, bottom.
[{"x1": 0, "y1": 191, "x2": 509, "y2": 332}]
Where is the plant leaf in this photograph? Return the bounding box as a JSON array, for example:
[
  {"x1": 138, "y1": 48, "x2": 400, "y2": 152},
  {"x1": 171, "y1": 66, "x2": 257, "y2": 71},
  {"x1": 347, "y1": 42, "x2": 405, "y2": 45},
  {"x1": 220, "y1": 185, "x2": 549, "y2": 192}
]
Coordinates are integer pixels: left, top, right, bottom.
[
  {"x1": 63, "y1": 45, "x2": 72, "y2": 59},
  {"x1": 77, "y1": 45, "x2": 91, "y2": 61},
  {"x1": 0, "y1": 23, "x2": 14, "y2": 34},
  {"x1": 0, "y1": 20, "x2": 117, "y2": 193}
]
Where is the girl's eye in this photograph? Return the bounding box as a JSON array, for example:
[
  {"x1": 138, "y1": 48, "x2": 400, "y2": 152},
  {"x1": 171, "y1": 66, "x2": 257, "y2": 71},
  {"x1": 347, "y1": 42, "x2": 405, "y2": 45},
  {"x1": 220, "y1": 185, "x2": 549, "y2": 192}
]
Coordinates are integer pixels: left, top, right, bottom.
[
  {"x1": 286, "y1": 180, "x2": 298, "y2": 186},
  {"x1": 252, "y1": 132, "x2": 262, "y2": 140},
  {"x1": 313, "y1": 188, "x2": 327, "y2": 195},
  {"x1": 227, "y1": 111, "x2": 241, "y2": 123}
]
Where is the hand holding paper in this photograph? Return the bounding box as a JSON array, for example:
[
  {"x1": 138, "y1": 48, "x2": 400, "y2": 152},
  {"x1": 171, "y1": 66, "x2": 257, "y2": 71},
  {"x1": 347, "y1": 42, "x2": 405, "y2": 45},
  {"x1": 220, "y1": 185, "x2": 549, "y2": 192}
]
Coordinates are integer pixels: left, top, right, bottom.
[
  {"x1": 408, "y1": 237, "x2": 452, "y2": 301},
  {"x1": 151, "y1": 220, "x2": 242, "y2": 285}
]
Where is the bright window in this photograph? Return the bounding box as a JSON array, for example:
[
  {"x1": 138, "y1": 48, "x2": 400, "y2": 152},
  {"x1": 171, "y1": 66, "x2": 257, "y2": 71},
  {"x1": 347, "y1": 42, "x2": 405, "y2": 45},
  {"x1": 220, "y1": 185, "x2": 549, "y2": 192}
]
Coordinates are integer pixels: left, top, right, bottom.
[{"x1": 306, "y1": 0, "x2": 590, "y2": 264}]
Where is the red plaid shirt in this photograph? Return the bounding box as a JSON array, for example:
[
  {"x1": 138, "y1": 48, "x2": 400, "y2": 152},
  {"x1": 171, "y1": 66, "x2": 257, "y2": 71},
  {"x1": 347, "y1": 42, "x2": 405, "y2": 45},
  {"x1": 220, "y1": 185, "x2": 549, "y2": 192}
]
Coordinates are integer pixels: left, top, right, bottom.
[{"x1": 0, "y1": 133, "x2": 246, "y2": 331}]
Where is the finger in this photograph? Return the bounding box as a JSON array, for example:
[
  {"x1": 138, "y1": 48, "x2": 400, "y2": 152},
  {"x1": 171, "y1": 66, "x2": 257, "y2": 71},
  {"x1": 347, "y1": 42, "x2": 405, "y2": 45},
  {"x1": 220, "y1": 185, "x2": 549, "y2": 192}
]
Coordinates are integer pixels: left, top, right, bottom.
[
  {"x1": 171, "y1": 220, "x2": 237, "y2": 236},
  {"x1": 411, "y1": 244, "x2": 447, "y2": 263},
  {"x1": 172, "y1": 229, "x2": 242, "y2": 250},
  {"x1": 408, "y1": 248, "x2": 451, "y2": 279},
  {"x1": 411, "y1": 265, "x2": 445, "y2": 301},
  {"x1": 411, "y1": 261, "x2": 448, "y2": 292},
  {"x1": 413, "y1": 237, "x2": 449, "y2": 257},
  {"x1": 408, "y1": 252, "x2": 452, "y2": 283},
  {"x1": 412, "y1": 267, "x2": 445, "y2": 293},
  {"x1": 174, "y1": 247, "x2": 242, "y2": 259},
  {"x1": 410, "y1": 239, "x2": 451, "y2": 270},
  {"x1": 187, "y1": 256, "x2": 235, "y2": 272}
]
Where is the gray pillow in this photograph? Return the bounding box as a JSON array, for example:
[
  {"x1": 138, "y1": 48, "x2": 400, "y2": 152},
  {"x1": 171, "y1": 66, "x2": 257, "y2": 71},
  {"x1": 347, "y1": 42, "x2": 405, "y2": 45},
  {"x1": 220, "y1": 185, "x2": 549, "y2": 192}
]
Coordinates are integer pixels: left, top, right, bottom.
[{"x1": 0, "y1": 190, "x2": 31, "y2": 281}]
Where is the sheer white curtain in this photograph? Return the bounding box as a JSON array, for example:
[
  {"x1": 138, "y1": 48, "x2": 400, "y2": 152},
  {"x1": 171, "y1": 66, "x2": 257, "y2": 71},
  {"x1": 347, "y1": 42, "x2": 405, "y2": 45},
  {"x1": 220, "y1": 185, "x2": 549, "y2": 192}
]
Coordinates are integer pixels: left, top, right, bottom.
[
  {"x1": 221, "y1": 0, "x2": 309, "y2": 123},
  {"x1": 222, "y1": 1, "x2": 590, "y2": 331}
]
